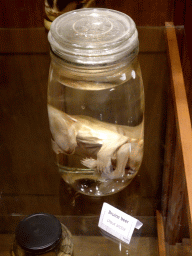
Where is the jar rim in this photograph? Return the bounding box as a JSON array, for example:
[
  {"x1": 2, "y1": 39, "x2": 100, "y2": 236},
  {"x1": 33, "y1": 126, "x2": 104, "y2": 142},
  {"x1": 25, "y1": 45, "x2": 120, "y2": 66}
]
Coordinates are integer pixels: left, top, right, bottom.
[
  {"x1": 15, "y1": 213, "x2": 62, "y2": 254},
  {"x1": 48, "y1": 8, "x2": 139, "y2": 65}
]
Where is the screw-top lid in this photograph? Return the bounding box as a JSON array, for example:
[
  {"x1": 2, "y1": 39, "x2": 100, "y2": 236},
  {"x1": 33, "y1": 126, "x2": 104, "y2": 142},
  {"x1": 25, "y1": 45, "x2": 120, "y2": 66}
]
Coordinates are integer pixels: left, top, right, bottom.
[
  {"x1": 15, "y1": 213, "x2": 62, "y2": 254},
  {"x1": 48, "y1": 8, "x2": 138, "y2": 65}
]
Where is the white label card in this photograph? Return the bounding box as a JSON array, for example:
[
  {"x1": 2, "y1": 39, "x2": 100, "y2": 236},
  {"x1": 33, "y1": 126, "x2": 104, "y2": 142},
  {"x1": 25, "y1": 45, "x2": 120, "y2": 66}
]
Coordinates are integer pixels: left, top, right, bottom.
[{"x1": 98, "y1": 203, "x2": 143, "y2": 244}]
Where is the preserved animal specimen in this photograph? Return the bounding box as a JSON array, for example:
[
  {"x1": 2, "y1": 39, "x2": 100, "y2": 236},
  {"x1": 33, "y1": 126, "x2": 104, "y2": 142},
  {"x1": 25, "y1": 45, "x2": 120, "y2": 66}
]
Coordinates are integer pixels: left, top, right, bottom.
[{"x1": 48, "y1": 105, "x2": 143, "y2": 179}]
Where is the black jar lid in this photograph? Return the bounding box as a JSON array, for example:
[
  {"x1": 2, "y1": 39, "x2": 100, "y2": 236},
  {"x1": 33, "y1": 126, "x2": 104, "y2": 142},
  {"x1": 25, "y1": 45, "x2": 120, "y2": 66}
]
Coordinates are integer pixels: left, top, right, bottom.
[{"x1": 15, "y1": 213, "x2": 62, "y2": 254}]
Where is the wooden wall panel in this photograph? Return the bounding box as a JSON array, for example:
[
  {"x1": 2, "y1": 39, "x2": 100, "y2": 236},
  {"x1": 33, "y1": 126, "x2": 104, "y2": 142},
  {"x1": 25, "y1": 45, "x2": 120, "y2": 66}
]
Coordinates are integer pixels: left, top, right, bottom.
[
  {"x1": 173, "y1": 0, "x2": 186, "y2": 25},
  {"x1": 0, "y1": 0, "x2": 186, "y2": 28},
  {"x1": 181, "y1": 32, "x2": 192, "y2": 126},
  {"x1": 0, "y1": 0, "x2": 45, "y2": 28},
  {"x1": 0, "y1": 28, "x2": 49, "y2": 53},
  {"x1": 106, "y1": 0, "x2": 174, "y2": 26},
  {"x1": 0, "y1": 54, "x2": 61, "y2": 195}
]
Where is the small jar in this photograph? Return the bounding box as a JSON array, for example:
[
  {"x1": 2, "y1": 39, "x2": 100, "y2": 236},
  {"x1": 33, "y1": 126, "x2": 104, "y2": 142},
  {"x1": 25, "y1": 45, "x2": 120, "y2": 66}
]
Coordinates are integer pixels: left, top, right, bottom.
[
  {"x1": 11, "y1": 213, "x2": 73, "y2": 256},
  {"x1": 47, "y1": 8, "x2": 144, "y2": 196}
]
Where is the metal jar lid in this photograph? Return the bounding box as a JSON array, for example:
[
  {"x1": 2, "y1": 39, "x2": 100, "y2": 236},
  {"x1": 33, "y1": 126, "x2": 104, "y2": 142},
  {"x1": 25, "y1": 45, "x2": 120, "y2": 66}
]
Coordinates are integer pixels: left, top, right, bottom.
[
  {"x1": 48, "y1": 8, "x2": 139, "y2": 65},
  {"x1": 15, "y1": 213, "x2": 62, "y2": 254}
]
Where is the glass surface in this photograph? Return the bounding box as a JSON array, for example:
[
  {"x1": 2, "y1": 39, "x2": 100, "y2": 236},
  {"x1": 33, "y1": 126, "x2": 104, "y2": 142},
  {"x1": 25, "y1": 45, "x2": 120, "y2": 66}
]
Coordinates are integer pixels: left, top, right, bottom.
[
  {"x1": 0, "y1": 25, "x2": 174, "y2": 255},
  {"x1": 47, "y1": 55, "x2": 144, "y2": 196},
  {"x1": 48, "y1": 8, "x2": 138, "y2": 64},
  {"x1": 47, "y1": 9, "x2": 144, "y2": 196}
]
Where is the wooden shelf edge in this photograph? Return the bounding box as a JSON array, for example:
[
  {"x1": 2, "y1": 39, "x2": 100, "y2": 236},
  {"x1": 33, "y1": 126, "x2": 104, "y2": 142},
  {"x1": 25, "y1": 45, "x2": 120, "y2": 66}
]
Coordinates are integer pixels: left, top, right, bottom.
[
  {"x1": 165, "y1": 22, "x2": 192, "y2": 242},
  {"x1": 156, "y1": 210, "x2": 167, "y2": 256}
]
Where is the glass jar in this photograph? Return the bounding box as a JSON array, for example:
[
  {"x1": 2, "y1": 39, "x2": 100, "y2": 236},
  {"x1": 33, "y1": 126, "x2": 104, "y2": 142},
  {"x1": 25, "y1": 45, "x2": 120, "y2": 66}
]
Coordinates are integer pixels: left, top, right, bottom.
[
  {"x1": 11, "y1": 213, "x2": 73, "y2": 256},
  {"x1": 47, "y1": 8, "x2": 144, "y2": 196}
]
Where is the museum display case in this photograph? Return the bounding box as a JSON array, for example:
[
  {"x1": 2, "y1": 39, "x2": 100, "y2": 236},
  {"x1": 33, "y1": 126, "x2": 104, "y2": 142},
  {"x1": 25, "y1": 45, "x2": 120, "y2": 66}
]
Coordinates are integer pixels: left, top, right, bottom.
[{"x1": 0, "y1": 5, "x2": 192, "y2": 255}]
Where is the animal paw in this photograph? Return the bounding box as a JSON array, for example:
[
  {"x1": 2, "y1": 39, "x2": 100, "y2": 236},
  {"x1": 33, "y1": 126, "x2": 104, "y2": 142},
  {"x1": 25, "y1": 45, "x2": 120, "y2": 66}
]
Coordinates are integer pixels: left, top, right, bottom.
[
  {"x1": 97, "y1": 157, "x2": 113, "y2": 174},
  {"x1": 108, "y1": 168, "x2": 125, "y2": 179},
  {"x1": 81, "y1": 158, "x2": 97, "y2": 169},
  {"x1": 81, "y1": 157, "x2": 113, "y2": 175}
]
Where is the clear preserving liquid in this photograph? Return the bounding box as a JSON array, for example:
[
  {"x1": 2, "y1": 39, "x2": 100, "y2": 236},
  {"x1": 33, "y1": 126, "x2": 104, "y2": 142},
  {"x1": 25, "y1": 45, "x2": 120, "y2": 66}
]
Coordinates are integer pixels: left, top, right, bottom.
[{"x1": 48, "y1": 73, "x2": 144, "y2": 196}]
